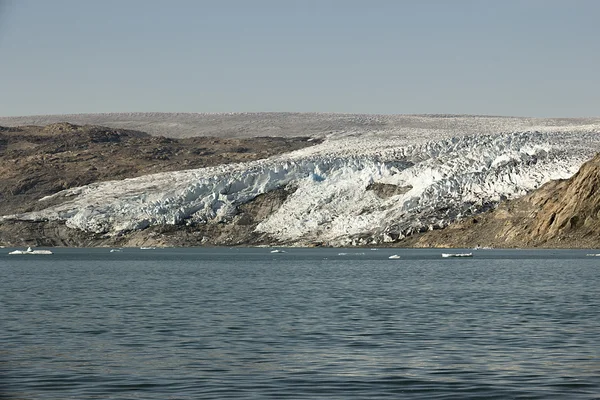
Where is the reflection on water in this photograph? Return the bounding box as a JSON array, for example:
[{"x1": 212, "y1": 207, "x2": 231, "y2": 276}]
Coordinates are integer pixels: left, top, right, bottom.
[{"x1": 1, "y1": 248, "x2": 599, "y2": 399}]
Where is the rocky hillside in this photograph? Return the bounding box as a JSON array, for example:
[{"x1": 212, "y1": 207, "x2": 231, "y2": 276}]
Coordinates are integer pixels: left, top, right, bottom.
[
  {"x1": 404, "y1": 153, "x2": 600, "y2": 248},
  {"x1": 0, "y1": 123, "x2": 318, "y2": 215},
  {"x1": 0, "y1": 123, "x2": 318, "y2": 246}
]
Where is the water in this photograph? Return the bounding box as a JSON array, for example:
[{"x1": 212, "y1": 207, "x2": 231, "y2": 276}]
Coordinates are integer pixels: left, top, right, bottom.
[{"x1": 2, "y1": 247, "x2": 599, "y2": 399}]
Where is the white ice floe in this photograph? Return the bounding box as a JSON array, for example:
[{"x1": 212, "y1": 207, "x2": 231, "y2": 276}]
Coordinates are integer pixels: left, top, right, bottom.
[
  {"x1": 2, "y1": 114, "x2": 600, "y2": 246},
  {"x1": 8, "y1": 247, "x2": 53, "y2": 255}
]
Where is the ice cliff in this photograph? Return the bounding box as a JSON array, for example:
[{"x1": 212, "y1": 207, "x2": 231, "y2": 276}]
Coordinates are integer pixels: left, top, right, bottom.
[{"x1": 3, "y1": 116, "x2": 600, "y2": 246}]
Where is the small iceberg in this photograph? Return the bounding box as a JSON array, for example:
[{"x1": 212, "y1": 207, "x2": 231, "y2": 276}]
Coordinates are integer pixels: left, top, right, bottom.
[
  {"x1": 8, "y1": 247, "x2": 53, "y2": 255},
  {"x1": 270, "y1": 249, "x2": 286, "y2": 253},
  {"x1": 140, "y1": 247, "x2": 156, "y2": 250},
  {"x1": 388, "y1": 254, "x2": 401, "y2": 259},
  {"x1": 441, "y1": 252, "x2": 473, "y2": 258}
]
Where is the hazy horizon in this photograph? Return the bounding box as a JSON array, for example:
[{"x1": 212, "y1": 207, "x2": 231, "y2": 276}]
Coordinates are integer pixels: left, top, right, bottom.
[{"x1": 2, "y1": 111, "x2": 600, "y2": 119}]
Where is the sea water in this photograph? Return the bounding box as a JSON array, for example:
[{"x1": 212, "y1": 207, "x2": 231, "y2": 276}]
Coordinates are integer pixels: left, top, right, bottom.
[{"x1": 1, "y1": 248, "x2": 599, "y2": 399}]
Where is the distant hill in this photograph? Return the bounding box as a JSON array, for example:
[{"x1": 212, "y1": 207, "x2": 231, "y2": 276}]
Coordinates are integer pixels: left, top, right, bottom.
[{"x1": 0, "y1": 121, "x2": 317, "y2": 214}]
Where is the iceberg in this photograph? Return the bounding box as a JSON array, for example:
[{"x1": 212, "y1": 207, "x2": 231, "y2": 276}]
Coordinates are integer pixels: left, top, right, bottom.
[{"x1": 8, "y1": 247, "x2": 53, "y2": 255}]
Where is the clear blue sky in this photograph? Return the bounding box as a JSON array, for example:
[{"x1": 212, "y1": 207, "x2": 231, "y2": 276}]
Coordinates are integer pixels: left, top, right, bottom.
[{"x1": 1, "y1": 0, "x2": 598, "y2": 117}]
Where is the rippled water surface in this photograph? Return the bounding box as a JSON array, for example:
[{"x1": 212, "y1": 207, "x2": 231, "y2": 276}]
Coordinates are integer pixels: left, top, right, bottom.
[{"x1": 2, "y1": 248, "x2": 599, "y2": 399}]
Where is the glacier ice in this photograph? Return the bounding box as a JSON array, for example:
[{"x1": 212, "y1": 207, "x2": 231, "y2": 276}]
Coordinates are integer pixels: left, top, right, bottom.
[{"x1": 2, "y1": 116, "x2": 600, "y2": 246}]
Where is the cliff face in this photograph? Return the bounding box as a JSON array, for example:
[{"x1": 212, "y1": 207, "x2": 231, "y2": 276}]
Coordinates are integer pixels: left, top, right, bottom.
[{"x1": 406, "y1": 153, "x2": 600, "y2": 248}]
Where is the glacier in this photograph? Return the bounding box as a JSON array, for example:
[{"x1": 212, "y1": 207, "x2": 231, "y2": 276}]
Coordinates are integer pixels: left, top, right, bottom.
[{"x1": 2, "y1": 114, "x2": 600, "y2": 246}]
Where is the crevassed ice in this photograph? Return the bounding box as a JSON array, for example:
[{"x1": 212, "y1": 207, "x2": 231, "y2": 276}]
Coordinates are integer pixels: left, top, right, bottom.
[{"x1": 3, "y1": 124, "x2": 599, "y2": 246}]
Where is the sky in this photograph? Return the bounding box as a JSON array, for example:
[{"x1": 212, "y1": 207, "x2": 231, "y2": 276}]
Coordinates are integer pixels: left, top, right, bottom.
[{"x1": 0, "y1": 0, "x2": 599, "y2": 117}]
